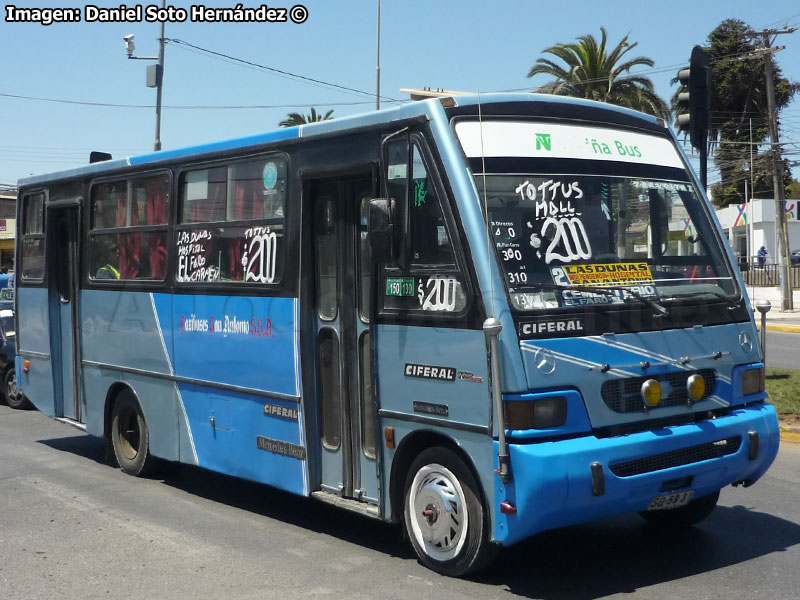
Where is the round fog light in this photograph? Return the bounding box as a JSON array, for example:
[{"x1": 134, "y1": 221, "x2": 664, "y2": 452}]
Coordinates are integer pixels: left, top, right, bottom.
[
  {"x1": 686, "y1": 374, "x2": 706, "y2": 401},
  {"x1": 641, "y1": 379, "x2": 662, "y2": 407}
]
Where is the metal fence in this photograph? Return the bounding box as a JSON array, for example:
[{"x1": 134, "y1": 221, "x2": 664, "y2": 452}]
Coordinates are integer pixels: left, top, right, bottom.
[{"x1": 737, "y1": 256, "x2": 800, "y2": 288}]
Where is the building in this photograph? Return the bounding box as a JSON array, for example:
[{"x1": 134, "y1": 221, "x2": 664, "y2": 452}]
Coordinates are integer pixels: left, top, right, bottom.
[
  {"x1": 716, "y1": 198, "x2": 800, "y2": 261},
  {"x1": 0, "y1": 192, "x2": 16, "y2": 271}
]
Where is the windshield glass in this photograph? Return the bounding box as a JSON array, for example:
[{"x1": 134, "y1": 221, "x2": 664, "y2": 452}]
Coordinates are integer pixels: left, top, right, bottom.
[{"x1": 456, "y1": 120, "x2": 737, "y2": 312}]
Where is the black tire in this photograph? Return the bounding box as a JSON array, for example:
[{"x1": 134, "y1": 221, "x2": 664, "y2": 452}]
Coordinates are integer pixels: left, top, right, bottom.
[
  {"x1": 639, "y1": 489, "x2": 720, "y2": 528},
  {"x1": 111, "y1": 391, "x2": 156, "y2": 477},
  {"x1": 403, "y1": 447, "x2": 497, "y2": 577},
  {"x1": 5, "y1": 368, "x2": 32, "y2": 410}
]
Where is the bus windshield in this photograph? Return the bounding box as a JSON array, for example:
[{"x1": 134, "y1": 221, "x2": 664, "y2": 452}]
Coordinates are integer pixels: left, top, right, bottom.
[{"x1": 456, "y1": 120, "x2": 738, "y2": 312}]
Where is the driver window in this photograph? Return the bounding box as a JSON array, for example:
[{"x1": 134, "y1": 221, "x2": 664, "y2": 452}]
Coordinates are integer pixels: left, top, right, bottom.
[{"x1": 409, "y1": 144, "x2": 454, "y2": 267}]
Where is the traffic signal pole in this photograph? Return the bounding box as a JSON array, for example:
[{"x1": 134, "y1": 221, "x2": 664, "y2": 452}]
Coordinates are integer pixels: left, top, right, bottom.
[{"x1": 676, "y1": 46, "x2": 710, "y2": 190}]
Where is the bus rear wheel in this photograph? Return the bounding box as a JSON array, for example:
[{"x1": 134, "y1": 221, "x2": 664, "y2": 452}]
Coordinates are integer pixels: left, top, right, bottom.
[
  {"x1": 5, "y1": 368, "x2": 32, "y2": 410},
  {"x1": 639, "y1": 489, "x2": 720, "y2": 528},
  {"x1": 111, "y1": 391, "x2": 156, "y2": 477},
  {"x1": 403, "y1": 447, "x2": 496, "y2": 577}
]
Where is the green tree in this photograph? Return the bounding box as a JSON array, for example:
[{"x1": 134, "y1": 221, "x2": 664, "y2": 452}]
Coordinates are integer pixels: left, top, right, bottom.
[
  {"x1": 786, "y1": 177, "x2": 800, "y2": 200},
  {"x1": 278, "y1": 107, "x2": 334, "y2": 128},
  {"x1": 674, "y1": 19, "x2": 797, "y2": 207},
  {"x1": 528, "y1": 27, "x2": 670, "y2": 119}
]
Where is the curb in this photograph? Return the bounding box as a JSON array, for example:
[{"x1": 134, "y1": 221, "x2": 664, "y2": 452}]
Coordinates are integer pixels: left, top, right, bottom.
[
  {"x1": 780, "y1": 425, "x2": 800, "y2": 444},
  {"x1": 765, "y1": 323, "x2": 800, "y2": 334}
]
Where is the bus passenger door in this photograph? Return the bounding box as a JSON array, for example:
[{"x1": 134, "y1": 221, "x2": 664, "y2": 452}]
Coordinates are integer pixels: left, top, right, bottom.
[
  {"x1": 47, "y1": 206, "x2": 82, "y2": 422},
  {"x1": 312, "y1": 176, "x2": 380, "y2": 505}
]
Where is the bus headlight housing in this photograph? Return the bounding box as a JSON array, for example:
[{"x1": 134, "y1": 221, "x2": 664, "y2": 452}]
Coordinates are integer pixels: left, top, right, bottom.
[
  {"x1": 641, "y1": 379, "x2": 662, "y2": 407},
  {"x1": 504, "y1": 396, "x2": 567, "y2": 430},
  {"x1": 741, "y1": 367, "x2": 765, "y2": 396},
  {"x1": 686, "y1": 374, "x2": 706, "y2": 401}
]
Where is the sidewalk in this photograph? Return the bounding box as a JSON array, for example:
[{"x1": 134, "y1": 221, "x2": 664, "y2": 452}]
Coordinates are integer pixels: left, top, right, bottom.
[{"x1": 745, "y1": 286, "x2": 800, "y2": 333}]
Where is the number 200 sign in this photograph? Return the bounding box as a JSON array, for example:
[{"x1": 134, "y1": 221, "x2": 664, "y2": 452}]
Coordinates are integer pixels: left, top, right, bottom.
[
  {"x1": 542, "y1": 217, "x2": 592, "y2": 264},
  {"x1": 418, "y1": 276, "x2": 459, "y2": 311},
  {"x1": 245, "y1": 230, "x2": 278, "y2": 283}
]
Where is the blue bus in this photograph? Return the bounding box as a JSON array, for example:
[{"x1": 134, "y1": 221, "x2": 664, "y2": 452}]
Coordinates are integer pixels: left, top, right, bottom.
[{"x1": 15, "y1": 94, "x2": 779, "y2": 576}]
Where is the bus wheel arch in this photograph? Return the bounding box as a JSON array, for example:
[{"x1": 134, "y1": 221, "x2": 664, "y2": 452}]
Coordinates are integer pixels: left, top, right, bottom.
[
  {"x1": 105, "y1": 384, "x2": 157, "y2": 477},
  {"x1": 388, "y1": 430, "x2": 496, "y2": 574}
]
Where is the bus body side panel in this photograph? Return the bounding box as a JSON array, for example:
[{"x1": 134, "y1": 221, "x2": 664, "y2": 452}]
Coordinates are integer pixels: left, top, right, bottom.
[
  {"x1": 161, "y1": 293, "x2": 308, "y2": 496},
  {"x1": 81, "y1": 289, "x2": 181, "y2": 461},
  {"x1": 16, "y1": 287, "x2": 57, "y2": 417},
  {"x1": 375, "y1": 324, "x2": 495, "y2": 529}
]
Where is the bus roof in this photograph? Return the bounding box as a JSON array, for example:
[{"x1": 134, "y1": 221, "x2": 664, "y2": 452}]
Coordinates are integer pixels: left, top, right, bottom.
[{"x1": 18, "y1": 93, "x2": 661, "y2": 187}]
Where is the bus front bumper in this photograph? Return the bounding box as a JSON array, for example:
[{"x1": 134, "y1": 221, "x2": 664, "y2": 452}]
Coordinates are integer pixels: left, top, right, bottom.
[{"x1": 493, "y1": 403, "x2": 779, "y2": 546}]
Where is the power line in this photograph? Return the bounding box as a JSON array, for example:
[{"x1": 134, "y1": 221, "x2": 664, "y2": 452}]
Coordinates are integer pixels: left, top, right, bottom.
[
  {"x1": 167, "y1": 38, "x2": 399, "y2": 103},
  {"x1": 0, "y1": 91, "x2": 392, "y2": 110}
]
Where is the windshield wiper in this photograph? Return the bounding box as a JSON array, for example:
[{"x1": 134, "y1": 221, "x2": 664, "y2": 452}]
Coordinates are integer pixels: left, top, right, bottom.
[
  {"x1": 527, "y1": 281, "x2": 670, "y2": 317},
  {"x1": 657, "y1": 290, "x2": 739, "y2": 308}
]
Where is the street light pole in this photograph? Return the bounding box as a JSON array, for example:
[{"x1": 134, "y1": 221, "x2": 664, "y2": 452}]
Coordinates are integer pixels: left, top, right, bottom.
[
  {"x1": 124, "y1": 0, "x2": 166, "y2": 152},
  {"x1": 153, "y1": 11, "x2": 166, "y2": 151},
  {"x1": 376, "y1": 0, "x2": 381, "y2": 111}
]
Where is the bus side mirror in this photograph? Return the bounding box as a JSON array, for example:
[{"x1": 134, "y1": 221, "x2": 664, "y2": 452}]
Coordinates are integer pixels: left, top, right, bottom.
[{"x1": 368, "y1": 197, "x2": 396, "y2": 264}]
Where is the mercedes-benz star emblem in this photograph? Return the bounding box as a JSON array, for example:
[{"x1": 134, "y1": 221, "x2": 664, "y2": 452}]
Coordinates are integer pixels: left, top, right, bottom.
[
  {"x1": 738, "y1": 330, "x2": 753, "y2": 353},
  {"x1": 533, "y1": 347, "x2": 556, "y2": 374}
]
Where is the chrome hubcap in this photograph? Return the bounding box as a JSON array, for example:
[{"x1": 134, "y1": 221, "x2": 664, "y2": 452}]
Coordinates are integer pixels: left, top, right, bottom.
[{"x1": 408, "y1": 464, "x2": 468, "y2": 560}]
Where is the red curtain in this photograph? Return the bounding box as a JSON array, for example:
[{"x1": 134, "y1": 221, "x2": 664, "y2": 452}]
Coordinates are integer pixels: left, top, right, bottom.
[
  {"x1": 146, "y1": 180, "x2": 168, "y2": 279},
  {"x1": 117, "y1": 186, "x2": 139, "y2": 279},
  {"x1": 228, "y1": 168, "x2": 264, "y2": 281}
]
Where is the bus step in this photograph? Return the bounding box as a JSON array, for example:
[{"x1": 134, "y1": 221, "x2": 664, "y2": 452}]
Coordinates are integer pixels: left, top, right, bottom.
[
  {"x1": 55, "y1": 417, "x2": 87, "y2": 431},
  {"x1": 311, "y1": 491, "x2": 381, "y2": 519}
]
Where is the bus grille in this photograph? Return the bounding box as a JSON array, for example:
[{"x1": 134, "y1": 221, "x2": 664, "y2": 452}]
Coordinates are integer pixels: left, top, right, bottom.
[
  {"x1": 601, "y1": 369, "x2": 716, "y2": 413},
  {"x1": 609, "y1": 436, "x2": 741, "y2": 477}
]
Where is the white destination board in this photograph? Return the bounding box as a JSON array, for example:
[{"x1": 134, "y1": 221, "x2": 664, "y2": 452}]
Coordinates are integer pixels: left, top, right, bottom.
[{"x1": 455, "y1": 121, "x2": 684, "y2": 169}]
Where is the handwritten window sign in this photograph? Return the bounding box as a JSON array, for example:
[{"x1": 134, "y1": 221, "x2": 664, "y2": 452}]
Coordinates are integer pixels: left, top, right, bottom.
[
  {"x1": 175, "y1": 224, "x2": 283, "y2": 284},
  {"x1": 176, "y1": 155, "x2": 287, "y2": 285}
]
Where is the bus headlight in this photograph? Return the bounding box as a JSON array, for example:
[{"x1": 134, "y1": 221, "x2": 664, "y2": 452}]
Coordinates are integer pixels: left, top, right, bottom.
[
  {"x1": 741, "y1": 367, "x2": 765, "y2": 396},
  {"x1": 686, "y1": 374, "x2": 706, "y2": 401},
  {"x1": 504, "y1": 396, "x2": 567, "y2": 430},
  {"x1": 641, "y1": 379, "x2": 662, "y2": 407}
]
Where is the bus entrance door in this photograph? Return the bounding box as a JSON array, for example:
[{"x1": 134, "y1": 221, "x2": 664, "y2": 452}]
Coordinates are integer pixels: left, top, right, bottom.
[
  {"x1": 312, "y1": 176, "x2": 380, "y2": 506},
  {"x1": 47, "y1": 205, "x2": 82, "y2": 422}
]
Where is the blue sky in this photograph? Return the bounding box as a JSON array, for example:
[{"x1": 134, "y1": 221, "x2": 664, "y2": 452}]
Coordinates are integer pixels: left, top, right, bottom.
[{"x1": 2, "y1": 0, "x2": 799, "y2": 188}]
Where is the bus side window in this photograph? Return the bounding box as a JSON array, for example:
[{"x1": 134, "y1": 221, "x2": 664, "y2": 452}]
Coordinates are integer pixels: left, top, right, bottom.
[
  {"x1": 20, "y1": 192, "x2": 46, "y2": 282},
  {"x1": 88, "y1": 174, "x2": 170, "y2": 281},
  {"x1": 176, "y1": 156, "x2": 287, "y2": 285},
  {"x1": 380, "y1": 139, "x2": 467, "y2": 316}
]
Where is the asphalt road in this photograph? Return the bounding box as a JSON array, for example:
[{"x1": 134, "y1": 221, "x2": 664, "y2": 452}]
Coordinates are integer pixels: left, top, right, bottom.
[
  {"x1": 765, "y1": 330, "x2": 800, "y2": 369},
  {"x1": 1, "y1": 406, "x2": 800, "y2": 600}
]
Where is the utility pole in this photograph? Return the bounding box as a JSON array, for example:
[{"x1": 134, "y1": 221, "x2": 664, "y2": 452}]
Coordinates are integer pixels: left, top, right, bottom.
[
  {"x1": 124, "y1": 0, "x2": 167, "y2": 152},
  {"x1": 154, "y1": 9, "x2": 166, "y2": 151},
  {"x1": 757, "y1": 27, "x2": 796, "y2": 310},
  {"x1": 376, "y1": 0, "x2": 381, "y2": 111}
]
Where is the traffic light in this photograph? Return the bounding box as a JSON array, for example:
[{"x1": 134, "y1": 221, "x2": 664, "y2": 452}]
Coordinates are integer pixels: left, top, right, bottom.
[{"x1": 675, "y1": 45, "x2": 710, "y2": 151}]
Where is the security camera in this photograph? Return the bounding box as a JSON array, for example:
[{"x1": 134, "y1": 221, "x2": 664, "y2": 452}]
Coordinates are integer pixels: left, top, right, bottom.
[{"x1": 123, "y1": 34, "x2": 135, "y2": 57}]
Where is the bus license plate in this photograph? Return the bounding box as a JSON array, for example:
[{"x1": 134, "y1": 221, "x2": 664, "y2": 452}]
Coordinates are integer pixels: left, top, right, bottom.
[{"x1": 647, "y1": 490, "x2": 694, "y2": 511}]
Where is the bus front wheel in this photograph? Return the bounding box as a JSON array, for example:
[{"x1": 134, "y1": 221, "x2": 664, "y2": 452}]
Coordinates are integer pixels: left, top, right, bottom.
[
  {"x1": 403, "y1": 447, "x2": 496, "y2": 576},
  {"x1": 111, "y1": 391, "x2": 156, "y2": 477}
]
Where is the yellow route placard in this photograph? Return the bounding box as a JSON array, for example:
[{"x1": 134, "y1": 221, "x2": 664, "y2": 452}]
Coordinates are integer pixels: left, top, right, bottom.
[{"x1": 563, "y1": 262, "x2": 654, "y2": 286}]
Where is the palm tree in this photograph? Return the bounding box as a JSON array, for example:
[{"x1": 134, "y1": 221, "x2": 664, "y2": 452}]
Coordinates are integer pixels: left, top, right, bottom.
[
  {"x1": 528, "y1": 27, "x2": 670, "y2": 119},
  {"x1": 278, "y1": 107, "x2": 334, "y2": 128}
]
